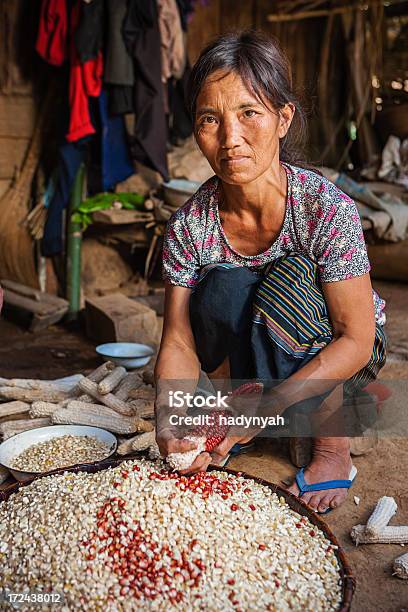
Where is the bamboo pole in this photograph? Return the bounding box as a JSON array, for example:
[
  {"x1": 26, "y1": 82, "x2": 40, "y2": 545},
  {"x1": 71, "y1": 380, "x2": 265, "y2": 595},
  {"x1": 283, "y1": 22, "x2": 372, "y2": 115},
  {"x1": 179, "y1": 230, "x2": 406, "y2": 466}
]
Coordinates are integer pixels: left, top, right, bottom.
[{"x1": 66, "y1": 164, "x2": 85, "y2": 319}]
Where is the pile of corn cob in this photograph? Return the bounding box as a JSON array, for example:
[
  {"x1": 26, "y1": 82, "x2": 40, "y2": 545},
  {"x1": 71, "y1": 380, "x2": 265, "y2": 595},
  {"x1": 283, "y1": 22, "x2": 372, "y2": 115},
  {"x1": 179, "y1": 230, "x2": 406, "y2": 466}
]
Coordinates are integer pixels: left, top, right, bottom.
[
  {"x1": 350, "y1": 495, "x2": 408, "y2": 579},
  {"x1": 0, "y1": 458, "x2": 343, "y2": 610},
  {"x1": 0, "y1": 363, "x2": 158, "y2": 482}
]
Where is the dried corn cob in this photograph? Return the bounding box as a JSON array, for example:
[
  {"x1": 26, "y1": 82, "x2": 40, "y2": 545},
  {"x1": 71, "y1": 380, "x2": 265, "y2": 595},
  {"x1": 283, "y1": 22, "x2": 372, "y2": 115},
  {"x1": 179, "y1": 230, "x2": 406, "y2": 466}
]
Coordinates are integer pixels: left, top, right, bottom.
[
  {"x1": 0, "y1": 400, "x2": 30, "y2": 418},
  {"x1": 98, "y1": 367, "x2": 127, "y2": 395},
  {"x1": 393, "y1": 552, "x2": 408, "y2": 579},
  {"x1": 67, "y1": 363, "x2": 116, "y2": 399},
  {"x1": 148, "y1": 441, "x2": 161, "y2": 460},
  {"x1": 135, "y1": 400, "x2": 155, "y2": 419},
  {"x1": 117, "y1": 430, "x2": 156, "y2": 455},
  {"x1": 0, "y1": 386, "x2": 68, "y2": 403},
  {"x1": 167, "y1": 410, "x2": 231, "y2": 471},
  {"x1": 166, "y1": 382, "x2": 263, "y2": 471},
  {"x1": 87, "y1": 361, "x2": 116, "y2": 381},
  {"x1": 52, "y1": 401, "x2": 153, "y2": 435},
  {"x1": 0, "y1": 375, "x2": 81, "y2": 393},
  {"x1": 366, "y1": 496, "x2": 397, "y2": 536},
  {"x1": 128, "y1": 384, "x2": 155, "y2": 401},
  {"x1": 127, "y1": 399, "x2": 155, "y2": 419},
  {"x1": 142, "y1": 368, "x2": 155, "y2": 386},
  {"x1": 0, "y1": 418, "x2": 51, "y2": 440},
  {"x1": 114, "y1": 372, "x2": 143, "y2": 401},
  {"x1": 30, "y1": 402, "x2": 61, "y2": 418},
  {"x1": 351, "y1": 524, "x2": 408, "y2": 545},
  {"x1": 0, "y1": 465, "x2": 9, "y2": 484},
  {"x1": 78, "y1": 378, "x2": 134, "y2": 416}
]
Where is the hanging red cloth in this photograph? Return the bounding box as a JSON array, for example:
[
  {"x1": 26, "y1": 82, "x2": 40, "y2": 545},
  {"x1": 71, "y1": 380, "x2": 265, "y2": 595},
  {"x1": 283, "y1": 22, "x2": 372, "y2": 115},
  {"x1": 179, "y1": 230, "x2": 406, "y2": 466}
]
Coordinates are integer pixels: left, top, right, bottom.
[
  {"x1": 66, "y1": 0, "x2": 103, "y2": 142},
  {"x1": 35, "y1": 0, "x2": 68, "y2": 66},
  {"x1": 36, "y1": 0, "x2": 103, "y2": 142}
]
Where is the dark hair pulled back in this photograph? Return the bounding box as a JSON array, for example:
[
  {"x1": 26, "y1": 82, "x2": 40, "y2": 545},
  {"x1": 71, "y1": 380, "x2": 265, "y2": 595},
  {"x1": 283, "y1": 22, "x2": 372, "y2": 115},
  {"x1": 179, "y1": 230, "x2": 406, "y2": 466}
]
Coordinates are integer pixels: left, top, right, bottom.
[{"x1": 187, "y1": 30, "x2": 307, "y2": 165}]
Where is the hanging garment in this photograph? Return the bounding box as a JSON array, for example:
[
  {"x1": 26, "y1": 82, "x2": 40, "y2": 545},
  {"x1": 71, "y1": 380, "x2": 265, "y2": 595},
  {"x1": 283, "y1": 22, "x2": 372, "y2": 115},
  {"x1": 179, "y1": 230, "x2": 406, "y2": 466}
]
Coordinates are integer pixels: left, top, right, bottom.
[
  {"x1": 123, "y1": 0, "x2": 169, "y2": 180},
  {"x1": 105, "y1": 0, "x2": 135, "y2": 115},
  {"x1": 42, "y1": 139, "x2": 88, "y2": 256},
  {"x1": 36, "y1": 0, "x2": 68, "y2": 66},
  {"x1": 105, "y1": 0, "x2": 134, "y2": 86},
  {"x1": 97, "y1": 91, "x2": 134, "y2": 191},
  {"x1": 157, "y1": 0, "x2": 186, "y2": 114},
  {"x1": 175, "y1": 0, "x2": 195, "y2": 31},
  {"x1": 168, "y1": 64, "x2": 193, "y2": 144},
  {"x1": 36, "y1": 0, "x2": 102, "y2": 142},
  {"x1": 42, "y1": 93, "x2": 133, "y2": 256},
  {"x1": 66, "y1": 0, "x2": 103, "y2": 142},
  {"x1": 75, "y1": 0, "x2": 104, "y2": 63},
  {"x1": 157, "y1": 0, "x2": 185, "y2": 83}
]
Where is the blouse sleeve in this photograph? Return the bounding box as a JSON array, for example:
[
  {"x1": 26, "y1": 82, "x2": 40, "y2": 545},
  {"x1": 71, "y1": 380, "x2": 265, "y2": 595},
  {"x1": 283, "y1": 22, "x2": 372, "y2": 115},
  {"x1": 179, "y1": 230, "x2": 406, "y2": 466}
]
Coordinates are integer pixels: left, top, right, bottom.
[
  {"x1": 162, "y1": 210, "x2": 201, "y2": 288},
  {"x1": 313, "y1": 181, "x2": 371, "y2": 283}
]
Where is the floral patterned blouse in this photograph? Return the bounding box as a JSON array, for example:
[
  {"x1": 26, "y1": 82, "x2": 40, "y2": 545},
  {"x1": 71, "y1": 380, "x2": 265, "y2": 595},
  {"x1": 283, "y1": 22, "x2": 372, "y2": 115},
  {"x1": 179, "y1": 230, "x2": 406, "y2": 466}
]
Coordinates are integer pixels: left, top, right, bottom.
[{"x1": 162, "y1": 162, "x2": 386, "y2": 324}]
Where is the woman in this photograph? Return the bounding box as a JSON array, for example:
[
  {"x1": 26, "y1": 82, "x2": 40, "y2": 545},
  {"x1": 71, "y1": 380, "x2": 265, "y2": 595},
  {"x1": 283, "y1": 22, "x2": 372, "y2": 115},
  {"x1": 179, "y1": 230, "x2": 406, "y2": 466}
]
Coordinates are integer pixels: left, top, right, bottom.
[{"x1": 154, "y1": 31, "x2": 386, "y2": 514}]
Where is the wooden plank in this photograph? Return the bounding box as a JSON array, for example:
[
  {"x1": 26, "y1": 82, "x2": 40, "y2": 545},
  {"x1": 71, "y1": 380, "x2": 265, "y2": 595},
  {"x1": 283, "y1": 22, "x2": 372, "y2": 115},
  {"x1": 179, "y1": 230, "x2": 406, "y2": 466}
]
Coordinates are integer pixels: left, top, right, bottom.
[
  {"x1": 267, "y1": 6, "x2": 354, "y2": 22},
  {"x1": 0, "y1": 95, "x2": 35, "y2": 137},
  {"x1": 0, "y1": 280, "x2": 68, "y2": 308},
  {"x1": 187, "y1": 0, "x2": 221, "y2": 64},
  {"x1": 220, "y1": 0, "x2": 255, "y2": 31},
  {"x1": 0, "y1": 137, "x2": 29, "y2": 179},
  {"x1": 0, "y1": 179, "x2": 10, "y2": 199},
  {"x1": 0, "y1": 1, "x2": 34, "y2": 95},
  {"x1": 92, "y1": 209, "x2": 154, "y2": 225}
]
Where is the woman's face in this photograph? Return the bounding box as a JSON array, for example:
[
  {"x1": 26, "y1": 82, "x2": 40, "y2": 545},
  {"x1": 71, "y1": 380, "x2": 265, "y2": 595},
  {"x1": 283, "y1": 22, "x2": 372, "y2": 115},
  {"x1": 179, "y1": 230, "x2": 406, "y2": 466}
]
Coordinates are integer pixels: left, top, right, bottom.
[{"x1": 194, "y1": 70, "x2": 294, "y2": 184}]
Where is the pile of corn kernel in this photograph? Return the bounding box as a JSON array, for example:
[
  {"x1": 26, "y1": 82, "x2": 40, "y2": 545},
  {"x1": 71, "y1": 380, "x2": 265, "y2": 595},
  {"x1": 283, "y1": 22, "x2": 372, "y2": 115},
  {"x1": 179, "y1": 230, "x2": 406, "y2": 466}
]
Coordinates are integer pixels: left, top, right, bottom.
[
  {"x1": 0, "y1": 459, "x2": 343, "y2": 611},
  {"x1": 10, "y1": 435, "x2": 111, "y2": 472}
]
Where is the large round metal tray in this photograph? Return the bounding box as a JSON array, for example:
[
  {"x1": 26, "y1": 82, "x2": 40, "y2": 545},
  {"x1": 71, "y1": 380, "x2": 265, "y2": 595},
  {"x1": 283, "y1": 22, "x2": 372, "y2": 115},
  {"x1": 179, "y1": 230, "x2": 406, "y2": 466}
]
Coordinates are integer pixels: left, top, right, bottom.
[{"x1": 0, "y1": 457, "x2": 355, "y2": 610}]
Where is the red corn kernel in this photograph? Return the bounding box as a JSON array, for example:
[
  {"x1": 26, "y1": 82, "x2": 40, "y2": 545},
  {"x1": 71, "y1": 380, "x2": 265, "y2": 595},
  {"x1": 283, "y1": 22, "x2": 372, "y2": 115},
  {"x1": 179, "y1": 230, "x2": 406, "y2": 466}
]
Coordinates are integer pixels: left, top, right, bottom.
[
  {"x1": 258, "y1": 544, "x2": 266, "y2": 550},
  {"x1": 227, "y1": 578, "x2": 235, "y2": 585},
  {"x1": 244, "y1": 488, "x2": 251, "y2": 494},
  {"x1": 309, "y1": 530, "x2": 316, "y2": 537},
  {"x1": 275, "y1": 579, "x2": 281, "y2": 587},
  {"x1": 249, "y1": 504, "x2": 256, "y2": 511},
  {"x1": 231, "y1": 504, "x2": 239, "y2": 511},
  {"x1": 295, "y1": 523, "x2": 301, "y2": 528},
  {"x1": 132, "y1": 465, "x2": 140, "y2": 471}
]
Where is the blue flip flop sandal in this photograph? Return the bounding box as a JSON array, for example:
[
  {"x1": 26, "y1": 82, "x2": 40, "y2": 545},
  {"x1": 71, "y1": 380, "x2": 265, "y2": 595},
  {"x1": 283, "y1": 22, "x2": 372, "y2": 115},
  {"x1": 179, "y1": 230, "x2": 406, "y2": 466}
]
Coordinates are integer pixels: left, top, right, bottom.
[{"x1": 295, "y1": 465, "x2": 358, "y2": 515}]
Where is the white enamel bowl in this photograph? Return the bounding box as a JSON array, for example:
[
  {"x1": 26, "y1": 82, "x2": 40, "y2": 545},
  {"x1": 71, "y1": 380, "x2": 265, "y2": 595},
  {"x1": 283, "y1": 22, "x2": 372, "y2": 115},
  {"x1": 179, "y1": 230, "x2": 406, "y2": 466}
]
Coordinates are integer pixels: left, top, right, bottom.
[
  {"x1": 0, "y1": 425, "x2": 117, "y2": 482},
  {"x1": 96, "y1": 342, "x2": 155, "y2": 369}
]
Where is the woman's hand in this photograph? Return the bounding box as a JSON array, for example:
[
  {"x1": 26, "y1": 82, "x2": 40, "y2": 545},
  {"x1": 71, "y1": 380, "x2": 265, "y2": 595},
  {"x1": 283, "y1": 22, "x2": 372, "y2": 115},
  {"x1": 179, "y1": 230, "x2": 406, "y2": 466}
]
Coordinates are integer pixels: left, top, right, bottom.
[
  {"x1": 178, "y1": 451, "x2": 213, "y2": 475},
  {"x1": 155, "y1": 425, "x2": 198, "y2": 458},
  {"x1": 210, "y1": 432, "x2": 256, "y2": 466}
]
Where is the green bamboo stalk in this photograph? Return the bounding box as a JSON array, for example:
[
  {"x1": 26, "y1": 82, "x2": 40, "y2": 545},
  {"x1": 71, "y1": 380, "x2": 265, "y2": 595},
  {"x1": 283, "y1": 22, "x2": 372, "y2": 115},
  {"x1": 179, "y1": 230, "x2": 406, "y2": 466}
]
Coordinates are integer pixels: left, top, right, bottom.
[{"x1": 66, "y1": 164, "x2": 85, "y2": 318}]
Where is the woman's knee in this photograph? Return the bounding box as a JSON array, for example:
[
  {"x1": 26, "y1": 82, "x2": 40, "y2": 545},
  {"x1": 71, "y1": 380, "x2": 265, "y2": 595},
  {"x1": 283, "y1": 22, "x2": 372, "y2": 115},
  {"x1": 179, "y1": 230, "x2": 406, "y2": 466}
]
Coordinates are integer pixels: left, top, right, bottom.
[{"x1": 190, "y1": 265, "x2": 260, "y2": 328}]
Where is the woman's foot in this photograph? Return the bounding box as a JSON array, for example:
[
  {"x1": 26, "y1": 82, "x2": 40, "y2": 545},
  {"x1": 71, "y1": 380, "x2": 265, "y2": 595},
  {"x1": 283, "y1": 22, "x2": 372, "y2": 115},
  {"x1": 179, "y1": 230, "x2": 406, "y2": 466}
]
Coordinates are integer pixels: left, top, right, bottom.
[{"x1": 286, "y1": 437, "x2": 352, "y2": 513}]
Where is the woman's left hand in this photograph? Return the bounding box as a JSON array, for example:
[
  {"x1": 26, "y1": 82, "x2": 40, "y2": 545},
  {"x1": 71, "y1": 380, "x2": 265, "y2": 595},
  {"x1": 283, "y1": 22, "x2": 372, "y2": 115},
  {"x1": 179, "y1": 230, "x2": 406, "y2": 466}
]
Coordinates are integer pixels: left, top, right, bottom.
[{"x1": 210, "y1": 432, "x2": 257, "y2": 466}]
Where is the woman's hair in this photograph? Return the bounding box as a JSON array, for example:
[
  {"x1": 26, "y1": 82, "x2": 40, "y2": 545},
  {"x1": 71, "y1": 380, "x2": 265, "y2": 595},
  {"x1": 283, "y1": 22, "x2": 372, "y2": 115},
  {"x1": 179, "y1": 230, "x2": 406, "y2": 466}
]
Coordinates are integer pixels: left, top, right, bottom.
[{"x1": 187, "y1": 30, "x2": 307, "y2": 165}]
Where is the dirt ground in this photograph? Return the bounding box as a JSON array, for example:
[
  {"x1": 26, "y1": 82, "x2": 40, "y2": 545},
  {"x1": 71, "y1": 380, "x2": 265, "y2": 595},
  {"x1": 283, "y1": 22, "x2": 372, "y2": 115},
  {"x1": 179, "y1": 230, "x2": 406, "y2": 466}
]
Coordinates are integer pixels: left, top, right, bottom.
[{"x1": 0, "y1": 280, "x2": 407, "y2": 611}]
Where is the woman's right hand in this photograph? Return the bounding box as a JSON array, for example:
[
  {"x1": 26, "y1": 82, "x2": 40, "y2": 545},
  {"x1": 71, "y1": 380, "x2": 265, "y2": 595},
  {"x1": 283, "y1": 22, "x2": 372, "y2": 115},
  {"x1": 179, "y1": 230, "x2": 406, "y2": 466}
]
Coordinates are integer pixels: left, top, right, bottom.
[{"x1": 155, "y1": 425, "x2": 198, "y2": 458}]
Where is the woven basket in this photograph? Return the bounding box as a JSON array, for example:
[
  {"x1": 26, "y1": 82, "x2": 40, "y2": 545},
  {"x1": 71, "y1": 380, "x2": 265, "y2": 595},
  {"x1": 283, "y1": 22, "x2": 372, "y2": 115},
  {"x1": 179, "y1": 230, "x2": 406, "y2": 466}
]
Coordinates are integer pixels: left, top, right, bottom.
[{"x1": 0, "y1": 457, "x2": 355, "y2": 610}]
